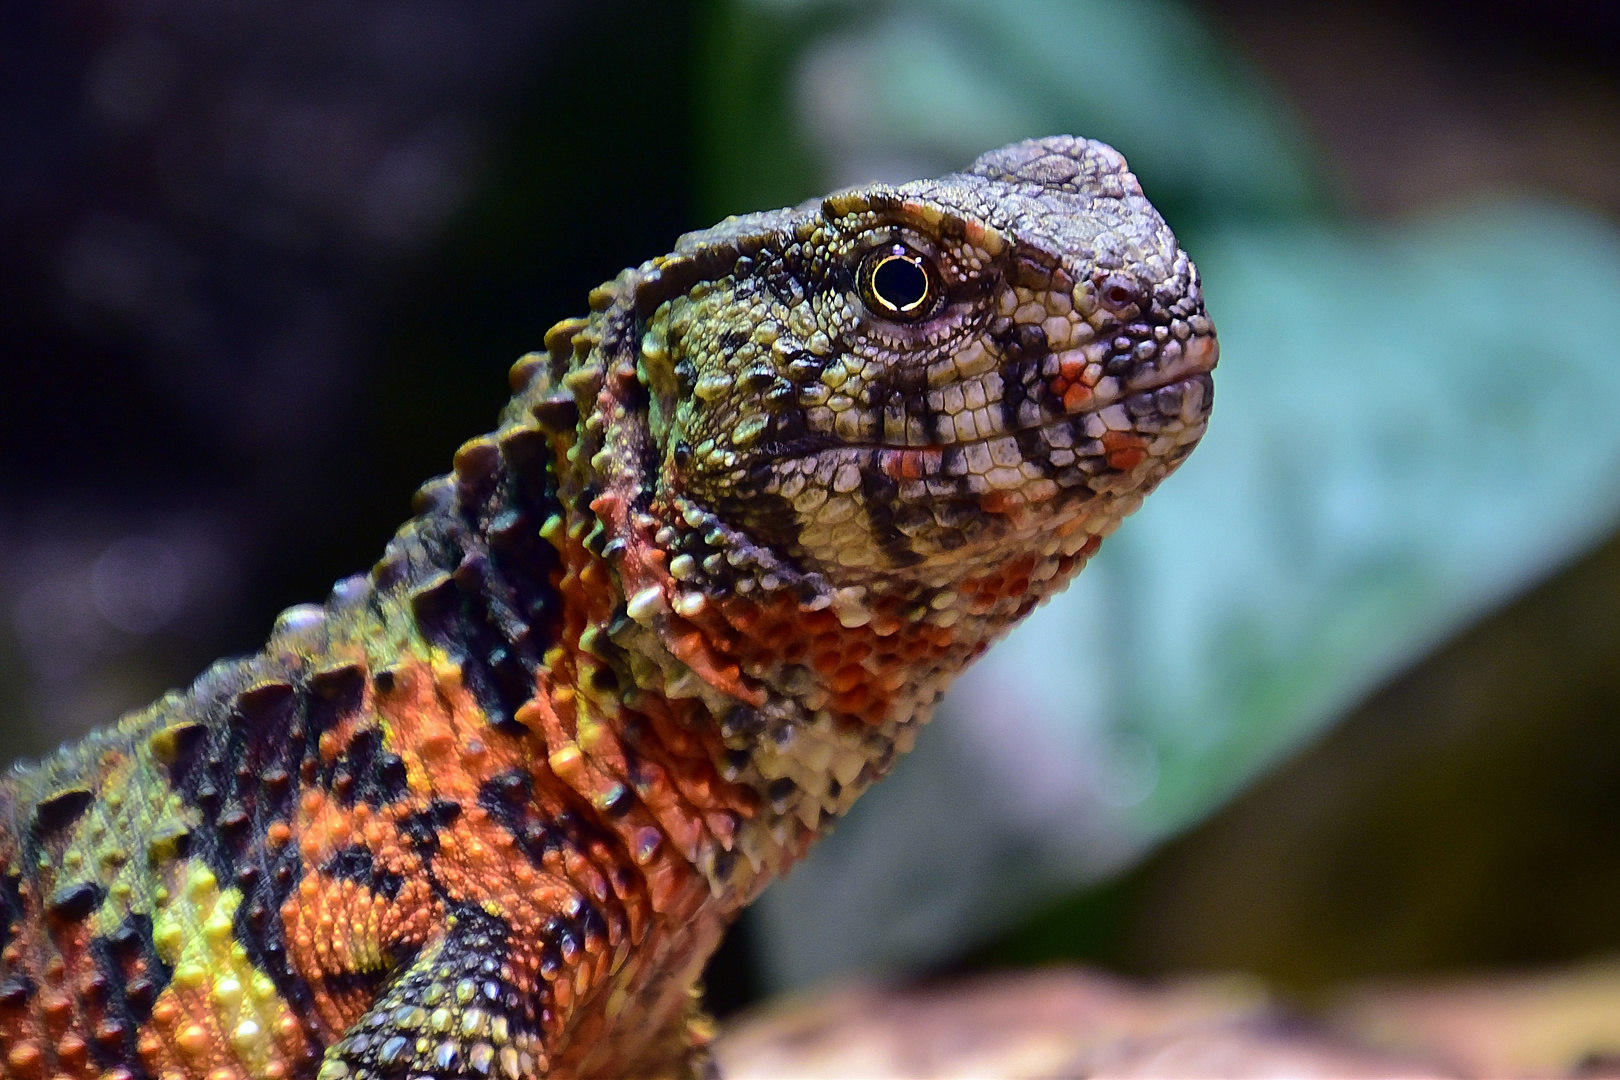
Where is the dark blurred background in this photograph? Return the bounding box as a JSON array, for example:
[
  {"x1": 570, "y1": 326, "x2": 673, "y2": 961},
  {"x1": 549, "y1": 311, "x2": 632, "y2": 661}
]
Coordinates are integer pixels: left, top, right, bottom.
[{"x1": 3, "y1": 0, "x2": 1620, "y2": 1027}]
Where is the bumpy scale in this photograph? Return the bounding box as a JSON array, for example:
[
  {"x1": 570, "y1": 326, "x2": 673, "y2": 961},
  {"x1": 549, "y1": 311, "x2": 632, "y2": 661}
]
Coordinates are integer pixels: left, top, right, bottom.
[{"x1": 0, "y1": 137, "x2": 1216, "y2": 1079}]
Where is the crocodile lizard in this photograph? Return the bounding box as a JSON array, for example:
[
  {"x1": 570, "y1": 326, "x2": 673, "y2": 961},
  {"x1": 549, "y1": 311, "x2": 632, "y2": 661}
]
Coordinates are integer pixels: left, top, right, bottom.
[{"x1": 0, "y1": 135, "x2": 1215, "y2": 1080}]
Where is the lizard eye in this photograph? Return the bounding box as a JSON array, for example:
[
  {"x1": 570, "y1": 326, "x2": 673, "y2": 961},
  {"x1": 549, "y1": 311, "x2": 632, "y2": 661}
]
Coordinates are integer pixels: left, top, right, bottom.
[{"x1": 858, "y1": 244, "x2": 941, "y2": 320}]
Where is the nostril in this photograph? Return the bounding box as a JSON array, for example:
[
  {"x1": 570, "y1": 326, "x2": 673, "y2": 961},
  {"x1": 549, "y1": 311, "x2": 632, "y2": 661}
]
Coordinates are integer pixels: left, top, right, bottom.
[{"x1": 1098, "y1": 274, "x2": 1141, "y2": 313}]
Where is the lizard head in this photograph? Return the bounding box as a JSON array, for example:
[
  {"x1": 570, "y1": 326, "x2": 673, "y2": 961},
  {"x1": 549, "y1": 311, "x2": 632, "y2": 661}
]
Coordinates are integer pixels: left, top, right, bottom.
[
  {"x1": 635, "y1": 136, "x2": 1215, "y2": 604},
  {"x1": 511, "y1": 136, "x2": 1218, "y2": 875}
]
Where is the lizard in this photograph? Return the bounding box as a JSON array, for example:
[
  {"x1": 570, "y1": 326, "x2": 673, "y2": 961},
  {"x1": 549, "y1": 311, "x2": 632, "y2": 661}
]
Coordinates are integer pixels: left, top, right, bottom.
[{"x1": 0, "y1": 135, "x2": 1216, "y2": 1080}]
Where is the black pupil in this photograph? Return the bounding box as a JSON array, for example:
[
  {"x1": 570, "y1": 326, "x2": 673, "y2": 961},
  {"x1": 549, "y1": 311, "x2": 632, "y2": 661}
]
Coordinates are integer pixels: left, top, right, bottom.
[{"x1": 872, "y1": 252, "x2": 929, "y2": 311}]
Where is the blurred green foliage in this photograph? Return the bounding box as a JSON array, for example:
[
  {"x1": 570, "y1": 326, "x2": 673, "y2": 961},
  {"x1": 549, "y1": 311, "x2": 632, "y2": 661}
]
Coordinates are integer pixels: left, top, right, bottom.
[
  {"x1": 697, "y1": 0, "x2": 1620, "y2": 992},
  {"x1": 981, "y1": 525, "x2": 1620, "y2": 993},
  {"x1": 697, "y1": 0, "x2": 1326, "y2": 227}
]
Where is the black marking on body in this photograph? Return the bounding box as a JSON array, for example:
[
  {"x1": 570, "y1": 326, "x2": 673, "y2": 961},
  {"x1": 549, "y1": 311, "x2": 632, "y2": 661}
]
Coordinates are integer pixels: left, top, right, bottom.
[
  {"x1": 0, "y1": 971, "x2": 34, "y2": 1010},
  {"x1": 477, "y1": 771, "x2": 567, "y2": 870},
  {"x1": 312, "y1": 966, "x2": 396, "y2": 1003},
  {"x1": 323, "y1": 844, "x2": 405, "y2": 901},
  {"x1": 860, "y1": 451, "x2": 924, "y2": 568},
  {"x1": 325, "y1": 726, "x2": 409, "y2": 811},
  {"x1": 31, "y1": 788, "x2": 94, "y2": 834},
  {"x1": 0, "y1": 864, "x2": 24, "y2": 962},
  {"x1": 400, "y1": 799, "x2": 463, "y2": 859},
  {"x1": 408, "y1": 421, "x2": 565, "y2": 735},
  {"x1": 86, "y1": 914, "x2": 170, "y2": 1078},
  {"x1": 473, "y1": 774, "x2": 628, "y2": 954},
  {"x1": 761, "y1": 262, "x2": 806, "y2": 308},
  {"x1": 159, "y1": 661, "x2": 344, "y2": 1026},
  {"x1": 998, "y1": 353, "x2": 1041, "y2": 447},
  {"x1": 46, "y1": 881, "x2": 102, "y2": 922},
  {"x1": 715, "y1": 487, "x2": 805, "y2": 568}
]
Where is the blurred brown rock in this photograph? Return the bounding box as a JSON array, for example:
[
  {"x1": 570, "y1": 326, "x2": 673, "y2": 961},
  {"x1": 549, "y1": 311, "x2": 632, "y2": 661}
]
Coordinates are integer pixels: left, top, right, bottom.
[
  {"x1": 1336, "y1": 959, "x2": 1620, "y2": 1079},
  {"x1": 715, "y1": 968, "x2": 1448, "y2": 1079}
]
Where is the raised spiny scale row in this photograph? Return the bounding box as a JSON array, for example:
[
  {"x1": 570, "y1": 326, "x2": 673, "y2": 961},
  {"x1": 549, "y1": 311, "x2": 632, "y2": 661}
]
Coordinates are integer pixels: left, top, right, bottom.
[
  {"x1": 512, "y1": 318, "x2": 833, "y2": 897},
  {"x1": 654, "y1": 493, "x2": 826, "y2": 612},
  {"x1": 0, "y1": 667, "x2": 331, "y2": 1078},
  {"x1": 2, "y1": 774, "x2": 172, "y2": 1077},
  {"x1": 381, "y1": 402, "x2": 567, "y2": 735},
  {"x1": 370, "y1": 372, "x2": 683, "y2": 1049},
  {"x1": 0, "y1": 344, "x2": 632, "y2": 1079}
]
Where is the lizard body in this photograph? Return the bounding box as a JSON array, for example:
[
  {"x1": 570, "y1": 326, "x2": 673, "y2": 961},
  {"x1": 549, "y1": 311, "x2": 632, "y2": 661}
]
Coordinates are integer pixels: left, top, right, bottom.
[{"x1": 0, "y1": 136, "x2": 1215, "y2": 1079}]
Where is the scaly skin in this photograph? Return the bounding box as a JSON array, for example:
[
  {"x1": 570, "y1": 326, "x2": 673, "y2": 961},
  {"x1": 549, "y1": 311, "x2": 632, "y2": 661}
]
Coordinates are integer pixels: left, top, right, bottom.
[{"x1": 0, "y1": 136, "x2": 1216, "y2": 1080}]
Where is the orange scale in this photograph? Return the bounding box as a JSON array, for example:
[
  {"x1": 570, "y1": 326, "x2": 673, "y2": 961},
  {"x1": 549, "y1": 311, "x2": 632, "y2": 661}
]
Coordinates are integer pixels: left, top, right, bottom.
[
  {"x1": 828, "y1": 665, "x2": 866, "y2": 694},
  {"x1": 875, "y1": 667, "x2": 910, "y2": 694},
  {"x1": 979, "y1": 491, "x2": 1014, "y2": 513},
  {"x1": 133, "y1": 1030, "x2": 164, "y2": 1068},
  {"x1": 832, "y1": 685, "x2": 871, "y2": 714},
  {"x1": 578, "y1": 560, "x2": 608, "y2": 592},
  {"x1": 870, "y1": 648, "x2": 905, "y2": 672},
  {"x1": 361, "y1": 818, "x2": 396, "y2": 849},
  {"x1": 703, "y1": 811, "x2": 741, "y2": 846},
  {"x1": 869, "y1": 613, "x2": 903, "y2": 637},
  {"x1": 719, "y1": 602, "x2": 762, "y2": 632},
  {"x1": 841, "y1": 639, "x2": 873, "y2": 664},
  {"x1": 810, "y1": 648, "x2": 843, "y2": 677},
  {"x1": 271, "y1": 1012, "x2": 306, "y2": 1059},
  {"x1": 39, "y1": 990, "x2": 73, "y2": 1032},
  {"x1": 805, "y1": 609, "x2": 840, "y2": 634},
  {"x1": 561, "y1": 849, "x2": 611, "y2": 904},
  {"x1": 809, "y1": 628, "x2": 842, "y2": 651},
  {"x1": 642, "y1": 860, "x2": 692, "y2": 915},
  {"x1": 638, "y1": 789, "x2": 705, "y2": 860},
  {"x1": 4, "y1": 1042, "x2": 42, "y2": 1079},
  {"x1": 1108, "y1": 446, "x2": 1146, "y2": 470},
  {"x1": 55, "y1": 1032, "x2": 88, "y2": 1070},
  {"x1": 640, "y1": 705, "x2": 706, "y2": 762},
  {"x1": 325, "y1": 817, "x2": 352, "y2": 848},
  {"x1": 316, "y1": 730, "x2": 343, "y2": 761}
]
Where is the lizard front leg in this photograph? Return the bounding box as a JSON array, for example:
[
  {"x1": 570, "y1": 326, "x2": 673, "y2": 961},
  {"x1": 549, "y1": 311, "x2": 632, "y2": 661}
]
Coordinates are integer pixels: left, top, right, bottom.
[
  {"x1": 316, "y1": 906, "x2": 545, "y2": 1080},
  {"x1": 310, "y1": 909, "x2": 720, "y2": 1080}
]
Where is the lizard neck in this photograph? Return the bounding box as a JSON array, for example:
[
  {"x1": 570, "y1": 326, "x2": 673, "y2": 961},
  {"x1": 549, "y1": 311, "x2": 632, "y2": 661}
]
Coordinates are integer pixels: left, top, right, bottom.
[{"x1": 504, "y1": 296, "x2": 1100, "y2": 910}]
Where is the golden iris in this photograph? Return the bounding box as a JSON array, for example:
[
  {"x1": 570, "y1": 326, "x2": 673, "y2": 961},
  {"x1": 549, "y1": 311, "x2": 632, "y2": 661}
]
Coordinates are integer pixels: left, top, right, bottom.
[{"x1": 859, "y1": 244, "x2": 937, "y2": 319}]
